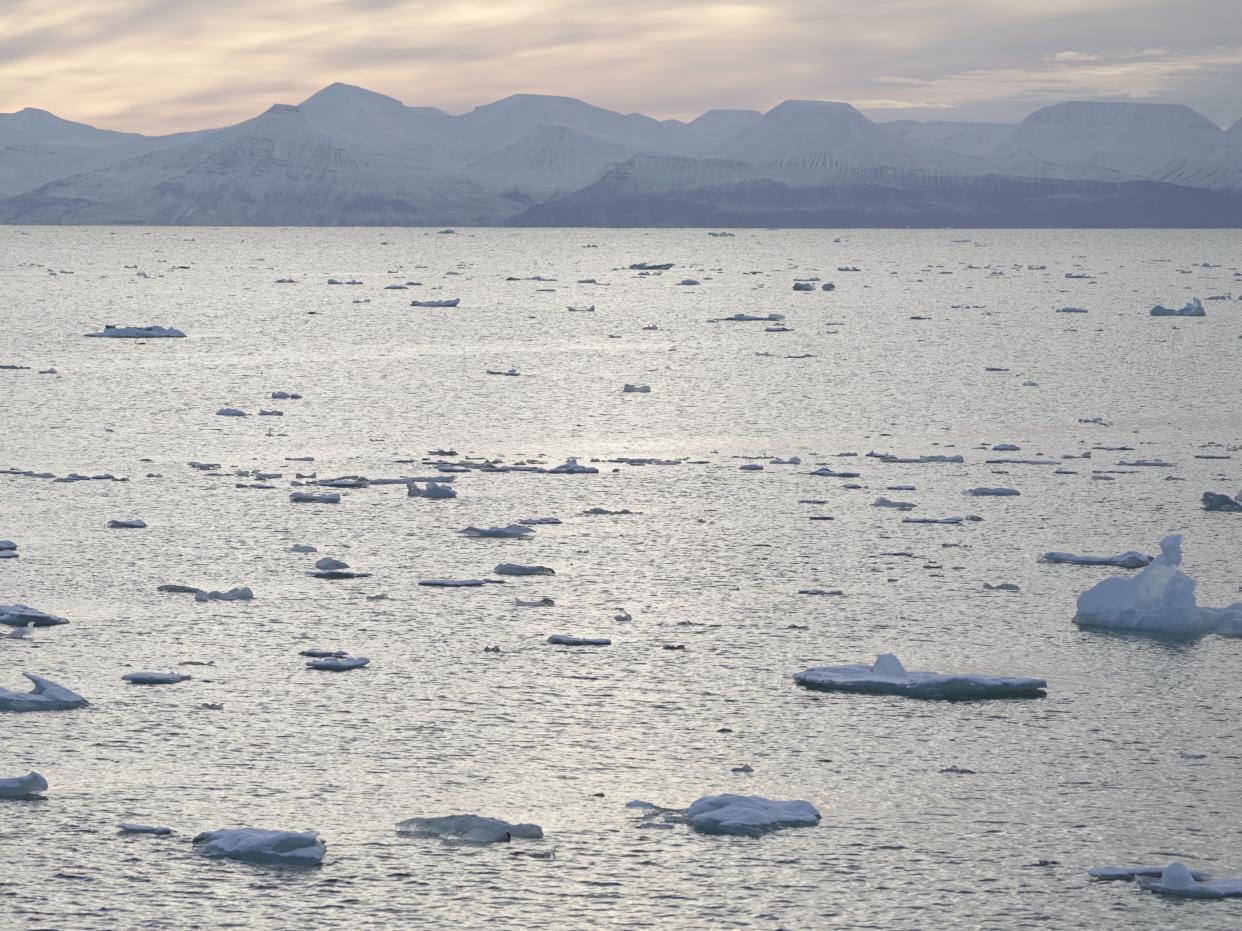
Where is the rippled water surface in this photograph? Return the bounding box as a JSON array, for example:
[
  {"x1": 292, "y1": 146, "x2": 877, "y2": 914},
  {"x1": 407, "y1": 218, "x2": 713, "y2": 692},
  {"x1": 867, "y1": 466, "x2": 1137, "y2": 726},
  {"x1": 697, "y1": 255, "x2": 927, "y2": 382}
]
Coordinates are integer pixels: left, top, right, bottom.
[{"x1": 2, "y1": 227, "x2": 1241, "y2": 930}]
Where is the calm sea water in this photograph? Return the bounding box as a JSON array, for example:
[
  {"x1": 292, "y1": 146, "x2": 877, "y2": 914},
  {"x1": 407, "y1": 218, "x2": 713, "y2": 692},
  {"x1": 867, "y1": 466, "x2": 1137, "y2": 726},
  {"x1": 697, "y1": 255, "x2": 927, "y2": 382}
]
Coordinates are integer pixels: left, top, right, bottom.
[{"x1": 2, "y1": 227, "x2": 1240, "y2": 930}]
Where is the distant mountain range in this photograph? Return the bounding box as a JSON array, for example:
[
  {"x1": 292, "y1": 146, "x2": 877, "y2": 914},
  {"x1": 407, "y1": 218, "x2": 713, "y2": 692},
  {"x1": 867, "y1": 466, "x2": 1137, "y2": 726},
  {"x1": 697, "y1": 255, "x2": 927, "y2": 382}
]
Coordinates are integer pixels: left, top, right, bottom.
[{"x1": 1, "y1": 84, "x2": 1240, "y2": 227}]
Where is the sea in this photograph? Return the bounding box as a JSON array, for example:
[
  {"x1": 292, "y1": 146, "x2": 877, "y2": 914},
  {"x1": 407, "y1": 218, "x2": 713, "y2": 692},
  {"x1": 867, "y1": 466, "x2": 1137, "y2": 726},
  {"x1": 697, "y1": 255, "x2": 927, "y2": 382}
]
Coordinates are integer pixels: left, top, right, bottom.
[{"x1": 1, "y1": 226, "x2": 1240, "y2": 930}]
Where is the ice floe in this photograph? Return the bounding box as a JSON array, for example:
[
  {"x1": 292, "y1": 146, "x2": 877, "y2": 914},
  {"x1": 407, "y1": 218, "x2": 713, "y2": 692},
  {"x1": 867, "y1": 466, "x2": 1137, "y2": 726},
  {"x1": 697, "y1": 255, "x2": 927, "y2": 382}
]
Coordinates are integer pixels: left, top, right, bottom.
[
  {"x1": 494, "y1": 563, "x2": 554, "y2": 576},
  {"x1": 0, "y1": 772, "x2": 48, "y2": 798},
  {"x1": 794, "y1": 653, "x2": 1047, "y2": 699},
  {"x1": 460, "y1": 524, "x2": 533, "y2": 539},
  {"x1": 548, "y1": 634, "x2": 611, "y2": 646},
  {"x1": 408, "y1": 481, "x2": 457, "y2": 499},
  {"x1": 289, "y1": 492, "x2": 340, "y2": 504},
  {"x1": 118, "y1": 823, "x2": 172, "y2": 836},
  {"x1": 122, "y1": 672, "x2": 192, "y2": 685},
  {"x1": 1202, "y1": 491, "x2": 1242, "y2": 512},
  {"x1": 306, "y1": 655, "x2": 369, "y2": 671},
  {"x1": 0, "y1": 673, "x2": 89, "y2": 712},
  {"x1": 1041, "y1": 550, "x2": 1152, "y2": 569},
  {"x1": 0, "y1": 604, "x2": 68, "y2": 628},
  {"x1": 395, "y1": 814, "x2": 543, "y2": 845},
  {"x1": 1150, "y1": 298, "x2": 1205, "y2": 317},
  {"x1": 86, "y1": 325, "x2": 186, "y2": 338},
  {"x1": 192, "y1": 828, "x2": 326, "y2": 866},
  {"x1": 685, "y1": 794, "x2": 821, "y2": 837},
  {"x1": 194, "y1": 587, "x2": 254, "y2": 603},
  {"x1": 107, "y1": 518, "x2": 147, "y2": 528},
  {"x1": 411, "y1": 298, "x2": 460, "y2": 307}
]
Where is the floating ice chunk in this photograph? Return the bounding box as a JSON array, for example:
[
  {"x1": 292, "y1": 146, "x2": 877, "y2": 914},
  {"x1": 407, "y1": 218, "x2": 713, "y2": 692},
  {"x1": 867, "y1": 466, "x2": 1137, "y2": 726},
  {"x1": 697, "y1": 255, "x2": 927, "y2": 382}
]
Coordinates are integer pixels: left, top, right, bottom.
[
  {"x1": 873, "y1": 497, "x2": 914, "y2": 510},
  {"x1": 1073, "y1": 535, "x2": 1242, "y2": 637},
  {"x1": 194, "y1": 587, "x2": 253, "y2": 603},
  {"x1": 1117, "y1": 459, "x2": 1173, "y2": 467},
  {"x1": 567, "y1": 304, "x2": 595, "y2": 312},
  {"x1": 86, "y1": 325, "x2": 186, "y2": 338},
  {"x1": 992, "y1": 443, "x2": 1020, "y2": 451},
  {"x1": 314, "y1": 557, "x2": 348, "y2": 571},
  {"x1": 902, "y1": 516, "x2": 964, "y2": 525},
  {"x1": 1150, "y1": 298, "x2": 1205, "y2": 317},
  {"x1": 792, "y1": 282, "x2": 815, "y2": 291},
  {"x1": 739, "y1": 463, "x2": 763, "y2": 471},
  {"x1": 107, "y1": 518, "x2": 147, "y2": 528},
  {"x1": 709, "y1": 313, "x2": 784, "y2": 323},
  {"x1": 0, "y1": 540, "x2": 15, "y2": 550},
  {"x1": 494, "y1": 563, "x2": 554, "y2": 576},
  {"x1": 966, "y1": 487, "x2": 1020, "y2": 496},
  {"x1": 188, "y1": 461, "x2": 220, "y2": 471},
  {"x1": 794, "y1": 653, "x2": 1046, "y2": 699},
  {"x1": 810, "y1": 467, "x2": 860, "y2": 478},
  {"x1": 123, "y1": 672, "x2": 191, "y2": 685},
  {"x1": 119, "y1": 823, "x2": 172, "y2": 835},
  {"x1": 411, "y1": 298, "x2": 459, "y2": 307},
  {"x1": 516, "y1": 597, "x2": 554, "y2": 607},
  {"x1": 290, "y1": 492, "x2": 340, "y2": 504},
  {"x1": 0, "y1": 673, "x2": 88, "y2": 712},
  {"x1": 1136, "y1": 862, "x2": 1242, "y2": 898},
  {"x1": 518, "y1": 517, "x2": 561, "y2": 525},
  {"x1": 270, "y1": 391, "x2": 302, "y2": 400},
  {"x1": 771, "y1": 456, "x2": 801, "y2": 465},
  {"x1": 984, "y1": 583, "x2": 1021, "y2": 591},
  {"x1": 0, "y1": 772, "x2": 47, "y2": 798},
  {"x1": 548, "y1": 458, "x2": 598, "y2": 474},
  {"x1": 460, "y1": 525, "x2": 533, "y2": 539},
  {"x1": 1088, "y1": 864, "x2": 1210, "y2": 881},
  {"x1": 291, "y1": 544, "x2": 318, "y2": 553},
  {"x1": 622, "y1": 384, "x2": 651, "y2": 393},
  {"x1": 307, "y1": 655, "x2": 369, "y2": 671},
  {"x1": 871, "y1": 452, "x2": 964, "y2": 464},
  {"x1": 677, "y1": 279, "x2": 700, "y2": 286},
  {"x1": 629, "y1": 262, "x2": 673, "y2": 271},
  {"x1": 1202, "y1": 491, "x2": 1242, "y2": 512},
  {"x1": 685, "y1": 795, "x2": 821, "y2": 837},
  {"x1": 192, "y1": 828, "x2": 326, "y2": 866},
  {"x1": 215, "y1": 408, "x2": 246, "y2": 417},
  {"x1": 0, "y1": 604, "x2": 68, "y2": 628},
  {"x1": 396, "y1": 814, "x2": 543, "y2": 845},
  {"x1": 419, "y1": 579, "x2": 485, "y2": 587},
  {"x1": 1041, "y1": 550, "x2": 1152, "y2": 569},
  {"x1": 548, "y1": 634, "x2": 611, "y2": 646},
  {"x1": 403, "y1": 480, "x2": 456, "y2": 502}
]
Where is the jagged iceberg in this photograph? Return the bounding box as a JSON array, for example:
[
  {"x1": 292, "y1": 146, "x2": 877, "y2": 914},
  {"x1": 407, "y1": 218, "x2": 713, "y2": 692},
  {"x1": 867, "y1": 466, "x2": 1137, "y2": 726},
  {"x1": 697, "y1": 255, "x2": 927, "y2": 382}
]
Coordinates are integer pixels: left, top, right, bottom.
[
  {"x1": 0, "y1": 771, "x2": 48, "y2": 798},
  {"x1": 395, "y1": 814, "x2": 543, "y2": 845},
  {"x1": 1072, "y1": 535, "x2": 1242, "y2": 637},
  {"x1": 192, "y1": 828, "x2": 326, "y2": 865},
  {"x1": 794, "y1": 653, "x2": 1047, "y2": 699},
  {"x1": 0, "y1": 673, "x2": 89, "y2": 711},
  {"x1": 685, "y1": 794, "x2": 821, "y2": 837}
]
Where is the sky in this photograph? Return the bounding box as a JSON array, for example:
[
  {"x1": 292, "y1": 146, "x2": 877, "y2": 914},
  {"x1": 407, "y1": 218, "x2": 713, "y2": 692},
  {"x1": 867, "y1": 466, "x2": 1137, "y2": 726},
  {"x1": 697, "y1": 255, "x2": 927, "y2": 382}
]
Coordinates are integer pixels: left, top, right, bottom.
[{"x1": 1, "y1": 0, "x2": 1240, "y2": 133}]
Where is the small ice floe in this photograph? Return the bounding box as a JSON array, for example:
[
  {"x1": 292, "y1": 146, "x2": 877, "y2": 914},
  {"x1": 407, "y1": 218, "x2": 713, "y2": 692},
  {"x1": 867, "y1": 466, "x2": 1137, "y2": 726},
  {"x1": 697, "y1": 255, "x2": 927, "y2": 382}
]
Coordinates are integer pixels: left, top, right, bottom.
[
  {"x1": 306, "y1": 655, "x2": 369, "y2": 671},
  {"x1": 194, "y1": 587, "x2": 254, "y2": 603},
  {"x1": 792, "y1": 282, "x2": 815, "y2": 291},
  {"x1": 192, "y1": 828, "x2": 326, "y2": 866},
  {"x1": 622, "y1": 384, "x2": 651, "y2": 393},
  {"x1": 519, "y1": 517, "x2": 561, "y2": 526},
  {"x1": 583, "y1": 507, "x2": 634, "y2": 516},
  {"x1": 460, "y1": 525, "x2": 533, "y2": 539},
  {"x1": 157, "y1": 584, "x2": 201, "y2": 594},
  {"x1": 107, "y1": 519, "x2": 147, "y2": 528},
  {"x1": 494, "y1": 563, "x2": 554, "y2": 576},
  {"x1": 270, "y1": 391, "x2": 301, "y2": 400},
  {"x1": 1150, "y1": 298, "x2": 1205, "y2": 317},
  {"x1": 1040, "y1": 550, "x2": 1151, "y2": 569},
  {"x1": 794, "y1": 653, "x2": 1047, "y2": 699},
  {"x1": 1073, "y1": 535, "x2": 1242, "y2": 638},
  {"x1": 685, "y1": 795, "x2": 821, "y2": 837},
  {"x1": 870, "y1": 452, "x2": 964, "y2": 464},
  {"x1": 396, "y1": 814, "x2": 543, "y2": 845},
  {"x1": 122, "y1": 672, "x2": 192, "y2": 685},
  {"x1": 567, "y1": 304, "x2": 595, "y2": 312},
  {"x1": 798, "y1": 588, "x2": 843, "y2": 596},
  {"x1": 408, "y1": 480, "x2": 457, "y2": 499},
  {"x1": 309, "y1": 557, "x2": 371, "y2": 580},
  {"x1": 1057, "y1": 306, "x2": 1089, "y2": 313},
  {"x1": 0, "y1": 540, "x2": 16, "y2": 560},
  {"x1": 516, "y1": 597, "x2": 554, "y2": 607},
  {"x1": 0, "y1": 604, "x2": 68, "y2": 628},
  {"x1": 1088, "y1": 864, "x2": 1211, "y2": 882},
  {"x1": 291, "y1": 544, "x2": 318, "y2": 553},
  {"x1": 709, "y1": 313, "x2": 784, "y2": 323},
  {"x1": 411, "y1": 298, "x2": 460, "y2": 307},
  {"x1": 215, "y1": 408, "x2": 246, "y2": 417},
  {"x1": 118, "y1": 823, "x2": 172, "y2": 835},
  {"x1": 86, "y1": 325, "x2": 186, "y2": 338},
  {"x1": 419, "y1": 578, "x2": 485, "y2": 587},
  {"x1": 739, "y1": 463, "x2": 763, "y2": 471},
  {"x1": 873, "y1": 497, "x2": 914, "y2": 510},
  {"x1": 486, "y1": 368, "x2": 520, "y2": 376},
  {"x1": 289, "y1": 492, "x2": 340, "y2": 504},
  {"x1": 548, "y1": 634, "x2": 611, "y2": 646},
  {"x1": 677, "y1": 279, "x2": 700, "y2": 286},
  {"x1": 1202, "y1": 491, "x2": 1242, "y2": 512},
  {"x1": 0, "y1": 772, "x2": 48, "y2": 799},
  {"x1": 966, "y1": 487, "x2": 1019, "y2": 496},
  {"x1": 771, "y1": 456, "x2": 801, "y2": 465},
  {"x1": 548, "y1": 458, "x2": 598, "y2": 474},
  {"x1": 0, "y1": 673, "x2": 89, "y2": 712},
  {"x1": 983, "y1": 583, "x2": 1021, "y2": 592},
  {"x1": 189, "y1": 461, "x2": 220, "y2": 471},
  {"x1": 1117, "y1": 459, "x2": 1172, "y2": 467},
  {"x1": 1134, "y1": 862, "x2": 1242, "y2": 898},
  {"x1": 902, "y1": 516, "x2": 964, "y2": 525},
  {"x1": 301, "y1": 649, "x2": 347, "y2": 658},
  {"x1": 629, "y1": 262, "x2": 673, "y2": 271},
  {"x1": 809, "y1": 467, "x2": 860, "y2": 478}
]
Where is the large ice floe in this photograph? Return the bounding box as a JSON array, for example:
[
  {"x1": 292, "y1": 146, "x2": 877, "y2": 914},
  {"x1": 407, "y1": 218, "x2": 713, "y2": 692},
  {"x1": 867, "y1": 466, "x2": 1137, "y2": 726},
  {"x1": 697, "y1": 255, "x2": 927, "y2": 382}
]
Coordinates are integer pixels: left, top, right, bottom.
[
  {"x1": 192, "y1": 828, "x2": 326, "y2": 866},
  {"x1": 1202, "y1": 490, "x2": 1242, "y2": 512},
  {"x1": 1135, "y1": 862, "x2": 1242, "y2": 898},
  {"x1": 1040, "y1": 550, "x2": 1152, "y2": 569},
  {"x1": 794, "y1": 653, "x2": 1047, "y2": 700},
  {"x1": 0, "y1": 604, "x2": 68, "y2": 628},
  {"x1": 395, "y1": 814, "x2": 543, "y2": 845},
  {"x1": 0, "y1": 673, "x2": 89, "y2": 711},
  {"x1": 0, "y1": 771, "x2": 48, "y2": 798},
  {"x1": 684, "y1": 795, "x2": 821, "y2": 837},
  {"x1": 1072, "y1": 535, "x2": 1242, "y2": 638},
  {"x1": 85, "y1": 325, "x2": 186, "y2": 338}
]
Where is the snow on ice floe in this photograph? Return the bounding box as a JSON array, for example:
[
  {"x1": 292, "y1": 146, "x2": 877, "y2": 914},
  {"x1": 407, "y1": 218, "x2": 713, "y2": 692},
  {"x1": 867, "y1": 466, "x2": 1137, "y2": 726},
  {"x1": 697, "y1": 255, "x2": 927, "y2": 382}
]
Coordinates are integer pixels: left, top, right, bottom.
[
  {"x1": 192, "y1": 828, "x2": 326, "y2": 866},
  {"x1": 86, "y1": 325, "x2": 186, "y2": 338},
  {"x1": 118, "y1": 823, "x2": 172, "y2": 835},
  {"x1": 0, "y1": 673, "x2": 88, "y2": 712},
  {"x1": 1202, "y1": 491, "x2": 1242, "y2": 512},
  {"x1": 408, "y1": 481, "x2": 456, "y2": 499},
  {"x1": 1041, "y1": 550, "x2": 1151, "y2": 569},
  {"x1": 306, "y1": 655, "x2": 369, "y2": 671},
  {"x1": 494, "y1": 563, "x2": 554, "y2": 576},
  {"x1": 0, "y1": 772, "x2": 48, "y2": 798},
  {"x1": 290, "y1": 492, "x2": 340, "y2": 504},
  {"x1": 107, "y1": 518, "x2": 147, "y2": 528},
  {"x1": 460, "y1": 524, "x2": 533, "y2": 539},
  {"x1": 122, "y1": 672, "x2": 191, "y2": 685},
  {"x1": 395, "y1": 814, "x2": 543, "y2": 845},
  {"x1": 794, "y1": 653, "x2": 1047, "y2": 700},
  {"x1": 0, "y1": 604, "x2": 68, "y2": 628},
  {"x1": 1072, "y1": 535, "x2": 1242, "y2": 638},
  {"x1": 685, "y1": 795, "x2": 821, "y2": 837},
  {"x1": 548, "y1": 634, "x2": 611, "y2": 646},
  {"x1": 1150, "y1": 298, "x2": 1205, "y2": 317}
]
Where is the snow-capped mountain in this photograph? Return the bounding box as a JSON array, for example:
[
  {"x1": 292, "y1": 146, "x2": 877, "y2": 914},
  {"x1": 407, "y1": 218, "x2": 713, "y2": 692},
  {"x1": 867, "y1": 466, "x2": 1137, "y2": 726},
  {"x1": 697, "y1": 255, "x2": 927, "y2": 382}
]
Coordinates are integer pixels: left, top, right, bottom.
[{"x1": 0, "y1": 85, "x2": 1238, "y2": 225}]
